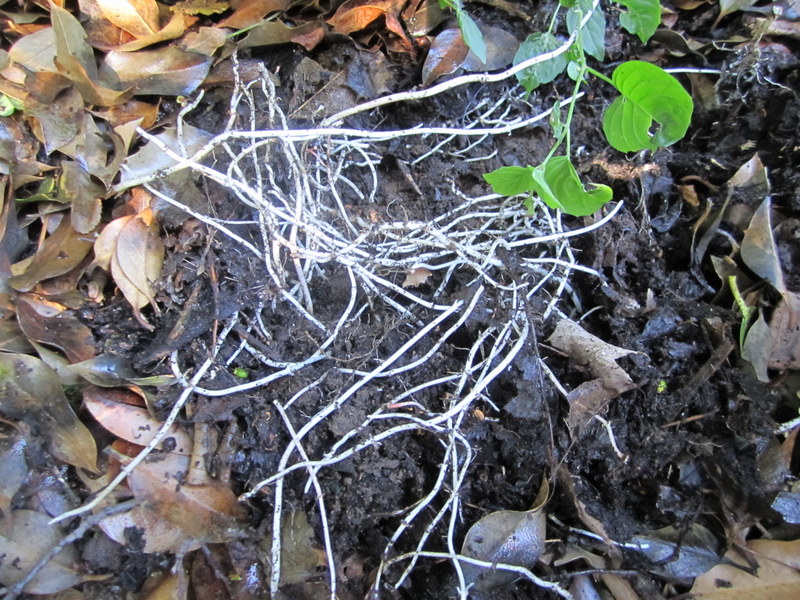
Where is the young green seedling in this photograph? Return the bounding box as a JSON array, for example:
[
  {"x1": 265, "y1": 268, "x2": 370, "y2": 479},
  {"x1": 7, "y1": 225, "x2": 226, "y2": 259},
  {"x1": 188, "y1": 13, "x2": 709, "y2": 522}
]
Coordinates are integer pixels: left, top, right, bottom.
[{"x1": 481, "y1": 0, "x2": 693, "y2": 216}]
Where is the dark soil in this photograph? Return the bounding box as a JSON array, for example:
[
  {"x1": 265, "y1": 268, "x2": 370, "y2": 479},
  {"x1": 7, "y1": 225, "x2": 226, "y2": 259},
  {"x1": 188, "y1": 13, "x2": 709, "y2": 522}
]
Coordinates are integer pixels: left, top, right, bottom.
[{"x1": 58, "y1": 3, "x2": 800, "y2": 600}]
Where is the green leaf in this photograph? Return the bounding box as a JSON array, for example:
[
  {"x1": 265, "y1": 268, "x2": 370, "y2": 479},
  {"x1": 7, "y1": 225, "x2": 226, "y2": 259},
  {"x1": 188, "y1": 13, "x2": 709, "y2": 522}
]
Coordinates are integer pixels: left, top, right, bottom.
[
  {"x1": 530, "y1": 156, "x2": 612, "y2": 216},
  {"x1": 483, "y1": 166, "x2": 535, "y2": 196},
  {"x1": 616, "y1": 0, "x2": 661, "y2": 44},
  {"x1": 602, "y1": 61, "x2": 693, "y2": 152},
  {"x1": 514, "y1": 32, "x2": 568, "y2": 93},
  {"x1": 458, "y1": 12, "x2": 486, "y2": 64},
  {"x1": 567, "y1": 0, "x2": 606, "y2": 61}
]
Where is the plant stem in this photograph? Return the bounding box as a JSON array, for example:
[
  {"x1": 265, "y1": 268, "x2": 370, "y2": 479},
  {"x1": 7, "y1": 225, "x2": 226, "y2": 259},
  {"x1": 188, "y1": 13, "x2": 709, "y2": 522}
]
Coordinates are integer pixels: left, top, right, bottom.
[{"x1": 586, "y1": 66, "x2": 615, "y2": 87}]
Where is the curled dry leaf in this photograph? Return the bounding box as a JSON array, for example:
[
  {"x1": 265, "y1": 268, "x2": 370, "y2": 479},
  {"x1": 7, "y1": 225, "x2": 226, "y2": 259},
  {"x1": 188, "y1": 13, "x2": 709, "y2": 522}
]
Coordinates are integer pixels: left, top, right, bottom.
[
  {"x1": 100, "y1": 46, "x2": 213, "y2": 96},
  {"x1": 93, "y1": 207, "x2": 164, "y2": 328},
  {"x1": 691, "y1": 538, "x2": 800, "y2": 598},
  {"x1": 217, "y1": 0, "x2": 291, "y2": 30},
  {"x1": 9, "y1": 215, "x2": 95, "y2": 292},
  {"x1": 741, "y1": 196, "x2": 785, "y2": 293},
  {"x1": 0, "y1": 353, "x2": 98, "y2": 473},
  {"x1": 548, "y1": 319, "x2": 637, "y2": 432},
  {"x1": 401, "y1": 266, "x2": 432, "y2": 288},
  {"x1": 100, "y1": 444, "x2": 247, "y2": 552},
  {"x1": 460, "y1": 479, "x2": 548, "y2": 592},
  {"x1": 0, "y1": 509, "x2": 104, "y2": 594},
  {"x1": 83, "y1": 385, "x2": 192, "y2": 454},
  {"x1": 16, "y1": 293, "x2": 96, "y2": 363}
]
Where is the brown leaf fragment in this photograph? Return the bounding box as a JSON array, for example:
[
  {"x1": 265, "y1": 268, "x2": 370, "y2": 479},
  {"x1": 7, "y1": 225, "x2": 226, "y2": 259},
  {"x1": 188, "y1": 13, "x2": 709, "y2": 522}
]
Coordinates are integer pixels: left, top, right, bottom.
[
  {"x1": 59, "y1": 160, "x2": 104, "y2": 233},
  {"x1": 327, "y1": 0, "x2": 406, "y2": 34},
  {"x1": 115, "y1": 12, "x2": 198, "y2": 52},
  {"x1": 51, "y1": 3, "x2": 98, "y2": 79},
  {"x1": 217, "y1": 0, "x2": 289, "y2": 29},
  {"x1": 548, "y1": 319, "x2": 637, "y2": 432},
  {"x1": 95, "y1": 0, "x2": 160, "y2": 39},
  {"x1": 16, "y1": 293, "x2": 96, "y2": 363},
  {"x1": 0, "y1": 353, "x2": 98, "y2": 472},
  {"x1": 0, "y1": 509, "x2": 103, "y2": 594},
  {"x1": 237, "y1": 19, "x2": 327, "y2": 51},
  {"x1": 691, "y1": 538, "x2": 800, "y2": 597},
  {"x1": 127, "y1": 458, "x2": 247, "y2": 545},
  {"x1": 25, "y1": 82, "x2": 83, "y2": 154},
  {"x1": 421, "y1": 28, "x2": 469, "y2": 86},
  {"x1": 401, "y1": 266, "x2": 432, "y2": 288},
  {"x1": 7, "y1": 26, "x2": 58, "y2": 73},
  {"x1": 741, "y1": 196, "x2": 785, "y2": 293},
  {"x1": 83, "y1": 385, "x2": 192, "y2": 453},
  {"x1": 100, "y1": 47, "x2": 212, "y2": 96},
  {"x1": 768, "y1": 291, "x2": 800, "y2": 372},
  {"x1": 9, "y1": 215, "x2": 95, "y2": 292}
]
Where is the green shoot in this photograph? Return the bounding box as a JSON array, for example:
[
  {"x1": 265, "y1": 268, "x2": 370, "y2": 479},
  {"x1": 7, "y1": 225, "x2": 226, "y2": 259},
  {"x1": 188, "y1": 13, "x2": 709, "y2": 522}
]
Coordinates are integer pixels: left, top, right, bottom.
[
  {"x1": 485, "y1": 0, "x2": 695, "y2": 217},
  {"x1": 439, "y1": 0, "x2": 486, "y2": 63}
]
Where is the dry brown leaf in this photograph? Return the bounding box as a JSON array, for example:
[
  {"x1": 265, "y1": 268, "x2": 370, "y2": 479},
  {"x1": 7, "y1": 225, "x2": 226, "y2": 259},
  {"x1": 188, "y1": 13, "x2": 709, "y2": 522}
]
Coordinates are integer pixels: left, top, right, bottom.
[
  {"x1": 691, "y1": 538, "x2": 800, "y2": 598},
  {"x1": 217, "y1": 0, "x2": 289, "y2": 29},
  {"x1": 95, "y1": 0, "x2": 161, "y2": 39},
  {"x1": 768, "y1": 291, "x2": 800, "y2": 371},
  {"x1": 0, "y1": 509, "x2": 104, "y2": 594},
  {"x1": 115, "y1": 12, "x2": 198, "y2": 53},
  {"x1": 421, "y1": 28, "x2": 469, "y2": 86},
  {"x1": 0, "y1": 434, "x2": 28, "y2": 518},
  {"x1": 84, "y1": 385, "x2": 192, "y2": 454},
  {"x1": 118, "y1": 447, "x2": 247, "y2": 545},
  {"x1": 16, "y1": 293, "x2": 96, "y2": 362},
  {"x1": 741, "y1": 197, "x2": 784, "y2": 293},
  {"x1": 548, "y1": 319, "x2": 637, "y2": 432},
  {"x1": 9, "y1": 215, "x2": 95, "y2": 292},
  {"x1": 401, "y1": 266, "x2": 432, "y2": 288},
  {"x1": 100, "y1": 46, "x2": 212, "y2": 96},
  {"x1": 327, "y1": 0, "x2": 406, "y2": 34},
  {"x1": 237, "y1": 19, "x2": 327, "y2": 51},
  {"x1": 0, "y1": 352, "x2": 98, "y2": 472}
]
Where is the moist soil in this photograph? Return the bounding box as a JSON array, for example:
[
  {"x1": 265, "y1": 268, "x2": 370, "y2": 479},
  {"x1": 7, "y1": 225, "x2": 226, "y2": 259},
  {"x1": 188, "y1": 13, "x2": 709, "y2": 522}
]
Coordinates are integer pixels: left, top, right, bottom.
[{"x1": 59, "y1": 4, "x2": 800, "y2": 600}]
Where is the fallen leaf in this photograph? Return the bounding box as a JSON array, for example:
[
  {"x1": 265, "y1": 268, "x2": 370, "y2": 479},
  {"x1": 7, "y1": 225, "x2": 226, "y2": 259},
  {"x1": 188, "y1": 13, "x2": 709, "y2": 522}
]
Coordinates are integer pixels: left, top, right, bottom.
[
  {"x1": 0, "y1": 434, "x2": 28, "y2": 517},
  {"x1": 421, "y1": 28, "x2": 469, "y2": 86},
  {"x1": 236, "y1": 19, "x2": 327, "y2": 51},
  {"x1": 95, "y1": 0, "x2": 161, "y2": 39},
  {"x1": 767, "y1": 291, "x2": 800, "y2": 371},
  {"x1": 16, "y1": 293, "x2": 96, "y2": 362},
  {"x1": 625, "y1": 524, "x2": 722, "y2": 579},
  {"x1": 217, "y1": 0, "x2": 289, "y2": 29},
  {"x1": 84, "y1": 385, "x2": 192, "y2": 453},
  {"x1": 0, "y1": 509, "x2": 102, "y2": 594},
  {"x1": 548, "y1": 319, "x2": 637, "y2": 432},
  {"x1": 93, "y1": 208, "x2": 165, "y2": 326},
  {"x1": 741, "y1": 197, "x2": 785, "y2": 293},
  {"x1": 100, "y1": 46, "x2": 212, "y2": 96},
  {"x1": 715, "y1": 0, "x2": 759, "y2": 26},
  {"x1": 9, "y1": 215, "x2": 95, "y2": 292},
  {"x1": 460, "y1": 505, "x2": 546, "y2": 592},
  {"x1": 327, "y1": 0, "x2": 406, "y2": 35},
  {"x1": 402, "y1": 266, "x2": 432, "y2": 288},
  {"x1": 0, "y1": 352, "x2": 98, "y2": 472},
  {"x1": 691, "y1": 538, "x2": 800, "y2": 598}
]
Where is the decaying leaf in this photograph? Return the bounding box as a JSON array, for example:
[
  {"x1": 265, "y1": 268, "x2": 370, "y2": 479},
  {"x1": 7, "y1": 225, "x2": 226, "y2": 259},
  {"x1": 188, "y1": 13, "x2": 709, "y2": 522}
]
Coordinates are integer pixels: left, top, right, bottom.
[
  {"x1": 0, "y1": 353, "x2": 98, "y2": 473},
  {"x1": 16, "y1": 293, "x2": 96, "y2": 363},
  {"x1": 548, "y1": 318, "x2": 637, "y2": 432},
  {"x1": 460, "y1": 479, "x2": 548, "y2": 592},
  {"x1": 0, "y1": 509, "x2": 104, "y2": 594},
  {"x1": 262, "y1": 510, "x2": 328, "y2": 588},
  {"x1": 217, "y1": 0, "x2": 290, "y2": 29},
  {"x1": 100, "y1": 46, "x2": 212, "y2": 96},
  {"x1": 625, "y1": 524, "x2": 722, "y2": 579},
  {"x1": 691, "y1": 538, "x2": 800, "y2": 598},
  {"x1": 93, "y1": 207, "x2": 164, "y2": 328},
  {"x1": 741, "y1": 196, "x2": 784, "y2": 293},
  {"x1": 0, "y1": 434, "x2": 28, "y2": 517},
  {"x1": 421, "y1": 28, "x2": 469, "y2": 86},
  {"x1": 84, "y1": 385, "x2": 192, "y2": 454},
  {"x1": 401, "y1": 266, "x2": 432, "y2": 288},
  {"x1": 767, "y1": 291, "x2": 800, "y2": 372},
  {"x1": 8, "y1": 215, "x2": 95, "y2": 292}
]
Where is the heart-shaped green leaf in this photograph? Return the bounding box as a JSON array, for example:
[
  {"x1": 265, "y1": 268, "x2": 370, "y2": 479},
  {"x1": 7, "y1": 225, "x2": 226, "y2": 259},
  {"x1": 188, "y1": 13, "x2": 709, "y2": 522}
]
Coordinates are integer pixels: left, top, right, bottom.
[
  {"x1": 483, "y1": 166, "x2": 535, "y2": 196},
  {"x1": 513, "y1": 32, "x2": 568, "y2": 93},
  {"x1": 616, "y1": 0, "x2": 661, "y2": 44},
  {"x1": 603, "y1": 61, "x2": 693, "y2": 152},
  {"x1": 531, "y1": 156, "x2": 612, "y2": 216}
]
